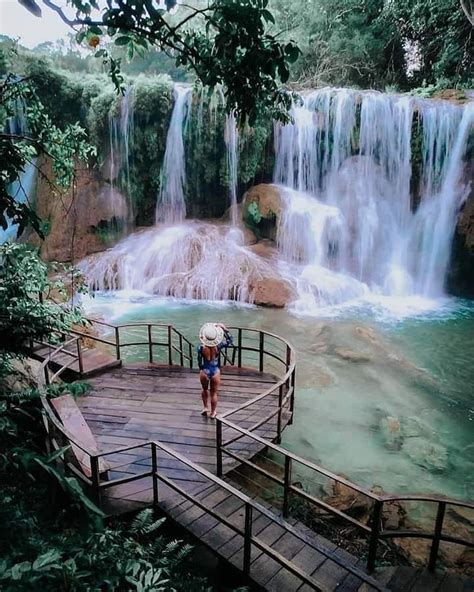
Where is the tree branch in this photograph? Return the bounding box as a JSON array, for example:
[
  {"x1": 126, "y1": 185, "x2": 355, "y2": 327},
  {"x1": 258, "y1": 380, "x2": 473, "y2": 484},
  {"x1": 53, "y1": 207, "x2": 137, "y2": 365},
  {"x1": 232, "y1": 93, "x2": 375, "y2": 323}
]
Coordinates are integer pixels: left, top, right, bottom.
[{"x1": 460, "y1": 0, "x2": 474, "y2": 26}]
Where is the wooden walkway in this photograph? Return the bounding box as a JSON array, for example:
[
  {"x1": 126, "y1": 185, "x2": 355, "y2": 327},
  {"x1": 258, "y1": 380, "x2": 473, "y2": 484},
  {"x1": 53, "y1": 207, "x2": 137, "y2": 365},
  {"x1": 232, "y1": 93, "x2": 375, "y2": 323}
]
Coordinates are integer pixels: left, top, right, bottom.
[
  {"x1": 35, "y1": 323, "x2": 474, "y2": 592},
  {"x1": 77, "y1": 363, "x2": 289, "y2": 487}
]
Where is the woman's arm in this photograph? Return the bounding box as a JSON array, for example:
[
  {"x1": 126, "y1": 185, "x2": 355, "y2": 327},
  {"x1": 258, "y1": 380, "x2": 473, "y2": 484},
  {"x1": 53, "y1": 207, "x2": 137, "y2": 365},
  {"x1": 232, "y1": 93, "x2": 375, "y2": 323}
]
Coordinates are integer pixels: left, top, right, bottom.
[{"x1": 197, "y1": 345, "x2": 204, "y2": 369}]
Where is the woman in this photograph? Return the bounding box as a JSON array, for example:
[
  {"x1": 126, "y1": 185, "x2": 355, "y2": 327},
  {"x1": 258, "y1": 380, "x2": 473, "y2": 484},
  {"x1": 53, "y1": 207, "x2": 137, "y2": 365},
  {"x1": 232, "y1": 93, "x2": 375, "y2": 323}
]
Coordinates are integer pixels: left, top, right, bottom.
[{"x1": 197, "y1": 322, "x2": 233, "y2": 419}]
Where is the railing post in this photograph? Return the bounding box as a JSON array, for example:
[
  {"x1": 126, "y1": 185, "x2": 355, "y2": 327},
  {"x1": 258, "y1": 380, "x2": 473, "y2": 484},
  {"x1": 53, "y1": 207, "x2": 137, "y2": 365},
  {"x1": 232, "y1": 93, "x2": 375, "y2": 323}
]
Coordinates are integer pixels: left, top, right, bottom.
[
  {"x1": 428, "y1": 501, "x2": 446, "y2": 572},
  {"x1": 216, "y1": 419, "x2": 223, "y2": 477},
  {"x1": 114, "y1": 327, "x2": 121, "y2": 361},
  {"x1": 90, "y1": 455, "x2": 101, "y2": 508},
  {"x1": 179, "y1": 334, "x2": 184, "y2": 366},
  {"x1": 151, "y1": 442, "x2": 159, "y2": 507},
  {"x1": 282, "y1": 456, "x2": 292, "y2": 518},
  {"x1": 259, "y1": 331, "x2": 264, "y2": 372},
  {"x1": 44, "y1": 364, "x2": 50, "y2": 386},
  {"x1": 243, "y1": 503, "x2": 253, "y2": 575},
  {"x1": 168, "y1": 326, "x2": 173, "y2": 365},
  {"x1": 285, "y1": 346, "x2": 291, "y2": 388},
  {"x1": 367, "y1": 499, "x2": 383, "y2": 572},
  {"x1": 276, "y1": 384, "x2": 283, "y2": 444},
  {"x1": 76, "y1": 338, "x2": 84, "y2": 375},
  {"x1": 189, "y1": 342, "x2": 193, "y2": 369},
  {"x1": 147, "y1": 324, "x2": 153, "y2": 363},
  {"x1": 288, "y1": 368, "x2": 295, "y2": 426},
  {"x1": 237, "y1": 328, "x2": 242, "y2": 368}
]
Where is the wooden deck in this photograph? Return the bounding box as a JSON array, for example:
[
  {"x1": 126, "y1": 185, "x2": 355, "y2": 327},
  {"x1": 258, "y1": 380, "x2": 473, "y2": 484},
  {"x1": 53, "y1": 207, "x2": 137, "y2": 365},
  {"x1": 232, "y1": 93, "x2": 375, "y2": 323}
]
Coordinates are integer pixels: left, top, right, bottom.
[{"x1": 77, "y1": 363, "x2": 290, "y2": 487}]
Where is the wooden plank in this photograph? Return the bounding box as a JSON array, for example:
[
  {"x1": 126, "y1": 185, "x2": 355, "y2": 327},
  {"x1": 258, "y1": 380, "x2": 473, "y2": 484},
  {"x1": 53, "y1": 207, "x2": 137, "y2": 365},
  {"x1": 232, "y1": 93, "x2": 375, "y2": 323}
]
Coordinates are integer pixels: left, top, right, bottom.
[
  {"x1": 51, "y1": 395, "x2": 110, "y2": 476},
  {"x1": 385, "y1": 567, "x2": 421, "y2": 591},
  {"x1": 410, "y1": 569, "x2": 451, "y2": 592}
]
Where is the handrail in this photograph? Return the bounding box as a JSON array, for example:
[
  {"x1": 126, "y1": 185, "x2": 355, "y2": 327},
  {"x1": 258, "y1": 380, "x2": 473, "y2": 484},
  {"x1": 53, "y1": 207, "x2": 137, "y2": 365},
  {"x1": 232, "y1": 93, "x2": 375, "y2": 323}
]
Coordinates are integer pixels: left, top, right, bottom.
[
  {"x1": 90, "y1": 438, "x2": 386, "y2": 591},
  {"x1": 216, "y1": 417, "x2": 474, "y2": 573}
]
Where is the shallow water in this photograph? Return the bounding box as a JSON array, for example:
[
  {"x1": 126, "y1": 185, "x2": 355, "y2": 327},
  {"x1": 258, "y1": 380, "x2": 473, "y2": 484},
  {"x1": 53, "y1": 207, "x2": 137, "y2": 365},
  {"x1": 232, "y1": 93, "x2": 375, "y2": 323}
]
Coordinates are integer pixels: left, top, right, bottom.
[{"x1": 82, "y1": 291, "x2": 474, "y2": 501}]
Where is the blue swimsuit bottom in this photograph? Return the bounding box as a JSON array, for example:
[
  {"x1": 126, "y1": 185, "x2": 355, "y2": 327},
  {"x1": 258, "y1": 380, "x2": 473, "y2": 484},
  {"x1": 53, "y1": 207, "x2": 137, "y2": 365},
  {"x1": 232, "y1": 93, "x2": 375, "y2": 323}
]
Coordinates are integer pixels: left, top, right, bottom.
[{"x1": 198, "y1": 332, "x2": 233, "y2": 379}]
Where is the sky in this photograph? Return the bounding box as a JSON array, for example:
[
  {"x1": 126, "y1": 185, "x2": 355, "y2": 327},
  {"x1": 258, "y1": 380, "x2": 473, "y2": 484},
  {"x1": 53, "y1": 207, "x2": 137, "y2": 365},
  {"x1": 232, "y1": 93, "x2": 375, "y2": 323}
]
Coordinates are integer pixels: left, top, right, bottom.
[{"x1": 0, "y1": 0, "x2": 75, "y2": 48}]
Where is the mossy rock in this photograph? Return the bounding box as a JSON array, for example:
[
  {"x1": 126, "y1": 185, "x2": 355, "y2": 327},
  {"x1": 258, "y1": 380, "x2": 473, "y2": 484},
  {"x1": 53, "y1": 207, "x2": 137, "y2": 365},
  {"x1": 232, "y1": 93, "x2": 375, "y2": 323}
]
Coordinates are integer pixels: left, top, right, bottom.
[{"x1": 242, "y1": 184, "x2": 282, "y2": 240}]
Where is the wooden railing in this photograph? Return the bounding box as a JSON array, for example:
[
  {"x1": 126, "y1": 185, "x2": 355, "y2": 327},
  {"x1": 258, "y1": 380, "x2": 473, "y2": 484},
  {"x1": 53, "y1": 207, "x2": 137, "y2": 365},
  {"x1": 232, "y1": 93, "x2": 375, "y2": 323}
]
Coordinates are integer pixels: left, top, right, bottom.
[
  {"x1": 215, "y1": 417, "x2": 474, "y2": 573},
  {"x1": 71, "y1": 319, "x2": 195, "y2": 368}
]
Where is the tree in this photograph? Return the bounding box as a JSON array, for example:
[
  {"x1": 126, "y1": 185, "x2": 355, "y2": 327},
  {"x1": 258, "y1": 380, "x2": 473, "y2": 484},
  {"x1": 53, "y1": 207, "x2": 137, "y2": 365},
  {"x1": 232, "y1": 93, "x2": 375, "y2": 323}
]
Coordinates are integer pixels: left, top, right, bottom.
[
  {"x1": 17, "y1": 0, "x2": 300, "y2": 125},
  {"x1": 0, "y1": 71, "x2": 95, "y2": 238},
  {"x1": 382, "y1": 0, "x2": 473, "y2": 88},
  {"x1": 270, "y1": 0, "x2": 407, "y2": 89}
]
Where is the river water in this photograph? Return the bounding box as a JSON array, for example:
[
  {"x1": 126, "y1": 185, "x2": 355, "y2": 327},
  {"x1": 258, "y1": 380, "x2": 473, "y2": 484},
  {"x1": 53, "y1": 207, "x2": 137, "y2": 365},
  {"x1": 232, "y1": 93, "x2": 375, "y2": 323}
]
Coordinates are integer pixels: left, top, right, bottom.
[{"x1": 82, "y1": 291, "x2": 474, "y2": 502}]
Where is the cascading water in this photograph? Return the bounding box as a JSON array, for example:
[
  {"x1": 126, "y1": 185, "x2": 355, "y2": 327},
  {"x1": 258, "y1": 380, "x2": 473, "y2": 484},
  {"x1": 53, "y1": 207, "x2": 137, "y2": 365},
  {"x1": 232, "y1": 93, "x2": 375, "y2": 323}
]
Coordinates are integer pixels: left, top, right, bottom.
[
  {"x1": 80, "y1": 222, "x2": 276, "y2": 302},
  {"x1": 412, "y1": 102, "x2": 474, "y2": 296},
  {"x1": 273, "y1": 88, "x2": 473, "y2": 312},
  {"x1": 224, "y1": 111, "x2": 239, "y2": 226},
  {"x1": 155, "y1": 85, "x2": 192, "y2": 223},
  {"x1": 1, "y1": 99, "x2": 37, "y2": 244},
  {"x1": 108, "y1": 85, "x2": 135, "y2": 229},
  {"x1": 81, "y1": 85, "x2": 472, "y2": 313}
]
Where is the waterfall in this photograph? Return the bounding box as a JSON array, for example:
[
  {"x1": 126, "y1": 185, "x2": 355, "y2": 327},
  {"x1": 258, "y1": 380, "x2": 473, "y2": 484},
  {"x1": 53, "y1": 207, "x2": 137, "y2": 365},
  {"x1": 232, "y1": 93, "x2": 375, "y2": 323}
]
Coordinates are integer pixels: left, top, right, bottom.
[
  {"x1": 273, "y1": 89, "x2": 473, "y2": 311},
  {"x1": 413, "y1": 101, "x2": 474, "y2": 295},
  {"x1": 80, "y1": 222, "x2": 275, "y2": 302},
  {"x1": 107, "y1": 85, "x2": 135, "y2": 230},
  {"x1": 1, "y1": 100, "x2": 37, "y2": 244},
  {"x1": 224, "y1": 111, "x2": 239, "y2": 226},
  {"x1": 155, "y1": 85, "x2": 192, "y2": 223}
]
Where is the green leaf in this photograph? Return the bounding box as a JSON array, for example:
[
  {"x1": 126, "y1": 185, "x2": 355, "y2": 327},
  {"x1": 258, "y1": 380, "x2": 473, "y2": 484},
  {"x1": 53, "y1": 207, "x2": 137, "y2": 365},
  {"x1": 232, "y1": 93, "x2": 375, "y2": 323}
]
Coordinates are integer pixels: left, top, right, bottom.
[
  {"x1": 88, "y1": 25, "x2": 103, "y2": 35},
  {"x1": 32, "y1": 549, "x2": 62, "y2": 571},
  {"x1": 114, "y1": 36, "x2": 131, "y2": 46},
  {"x1": 76, "y1": 30, "x2": 87, "y2": 44},
  {"x1": 262, "y1": 9, "x2": 275, "y2": 24}
]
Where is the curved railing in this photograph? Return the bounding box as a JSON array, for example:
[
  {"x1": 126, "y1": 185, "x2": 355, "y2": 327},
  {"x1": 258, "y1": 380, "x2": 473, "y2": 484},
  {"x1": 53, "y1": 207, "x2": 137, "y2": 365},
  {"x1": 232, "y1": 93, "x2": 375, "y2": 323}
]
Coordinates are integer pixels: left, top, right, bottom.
[
  {"x1": 70, "y1": 318, "x2": 195, "y2": 367},
  {"x1": 36, "y1": 322, "x2": 472, "y2": 580}
]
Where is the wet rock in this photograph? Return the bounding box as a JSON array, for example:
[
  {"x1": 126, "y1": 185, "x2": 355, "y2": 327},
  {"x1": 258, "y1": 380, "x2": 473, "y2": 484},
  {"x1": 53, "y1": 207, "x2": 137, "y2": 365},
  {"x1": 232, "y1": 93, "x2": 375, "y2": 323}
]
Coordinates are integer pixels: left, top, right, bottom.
[
  {"x1": 353, "y1": 325, "x2": 380, "y2": 345},
  {"x1": 448, "y1": 159, "x2": 474, "y2": 297},
  {"x1": 403, "y1": 416, "x2": 431, "y2": 439},
  {"x1": 334, "y1": 348, "x2": 370, "y2": 363},
  {"x1": 249, "y1": 240, "x2": 279, "y2": 260},
  {"x1": 241, "y1": 227, "x2": 258, "y2": 245},
  {"x1": 324, "y1": 476, "x2": 372, "y2": 520},
  {"x1": 242, "y1": 183, "x2": 282, "y2": 219},
  {"x1": 27, "y1": 156, "x2": 128, "y2": 262},
  {"x1": 380, "y1": 416, "x2": 403, "y2": 450},
  {"x1": 242, "y1": 184, "x2": 282, "y2": 240},
  {"x1": 402, "y1": 437, "x2": 449, "y2": 473},
  {"x1": 253, "y1": 278, "x2": 296, "y2": 308}
]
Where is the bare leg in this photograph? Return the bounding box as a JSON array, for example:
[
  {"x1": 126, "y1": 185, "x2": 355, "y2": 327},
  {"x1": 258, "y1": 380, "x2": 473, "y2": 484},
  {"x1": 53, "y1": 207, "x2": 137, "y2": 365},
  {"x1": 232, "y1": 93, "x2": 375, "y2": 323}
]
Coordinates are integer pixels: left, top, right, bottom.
[
  {"x1": 200, "y1": 371, "x2": 209, "y2": 413},
  {"x1": 209, "y1": 371, "x2": 221, "y2": 418}
]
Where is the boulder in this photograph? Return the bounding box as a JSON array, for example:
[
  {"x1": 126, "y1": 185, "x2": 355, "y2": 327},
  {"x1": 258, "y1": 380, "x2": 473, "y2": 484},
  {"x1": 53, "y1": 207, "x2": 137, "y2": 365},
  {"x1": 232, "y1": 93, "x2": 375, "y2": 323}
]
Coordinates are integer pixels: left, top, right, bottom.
[
  {"x1": 253, "y1": 278, "x2": 296, "y2": 308},
  {"x1": 380, "y1": 416, "x2": 403, "y2": 450},
  {"x1": 242, "y1": 184, "x2": 282, "y2": 240},
  {"x1": 324, "y1": 478, "x2": 372, "y2": 520},
  {"x1": 334, "y1": 348, "x2": 370, "y2": 363},
  {"x1": 242, "y1": 184, "x2": 282, "y2": 219}
]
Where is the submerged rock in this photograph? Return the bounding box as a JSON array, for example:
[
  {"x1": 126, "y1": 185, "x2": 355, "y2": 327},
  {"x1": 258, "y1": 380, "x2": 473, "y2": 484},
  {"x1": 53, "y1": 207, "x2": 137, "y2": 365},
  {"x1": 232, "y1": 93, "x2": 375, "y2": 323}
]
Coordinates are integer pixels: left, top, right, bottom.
[
  {"x1": 334, "y1": 348, "x2": 370, "y2": 363},
  {"x1": 253, "y1": 277, "x2": 296, "y2": 308},
  {"x1": 380, "y1": 416, "x2": 403, "y2": 450},
  {"x1": 402, "y1": 437, "x2": 449, "y2": 473}
]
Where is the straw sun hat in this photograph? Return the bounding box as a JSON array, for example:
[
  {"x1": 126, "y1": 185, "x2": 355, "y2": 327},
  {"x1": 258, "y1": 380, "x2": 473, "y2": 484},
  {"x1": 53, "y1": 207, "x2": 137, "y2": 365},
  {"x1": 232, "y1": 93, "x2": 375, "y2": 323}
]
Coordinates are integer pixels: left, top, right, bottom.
[{"x1": 199, "y1": 323, "x2": 224, "y2": 347}]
